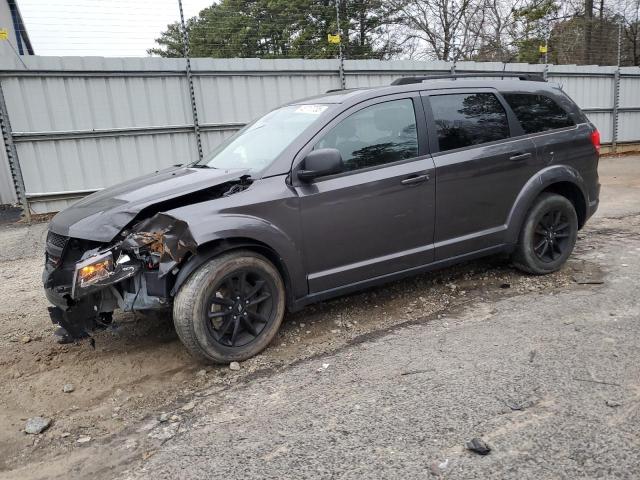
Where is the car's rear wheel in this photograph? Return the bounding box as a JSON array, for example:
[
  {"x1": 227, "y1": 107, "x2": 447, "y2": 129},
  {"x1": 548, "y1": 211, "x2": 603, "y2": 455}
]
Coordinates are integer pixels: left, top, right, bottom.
[
  {"x1": 512, "y1": 193, "x2": 578, "y2": 275},
  {"x1": 173, "y1": 250, "x2": 286, "y2": 363}
]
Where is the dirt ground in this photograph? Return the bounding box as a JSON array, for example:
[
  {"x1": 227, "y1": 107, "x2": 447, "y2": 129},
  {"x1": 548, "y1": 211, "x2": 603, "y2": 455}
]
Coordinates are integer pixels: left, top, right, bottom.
[{"x1": 0, "y1": 155, "x2": 637, "y2": 478}]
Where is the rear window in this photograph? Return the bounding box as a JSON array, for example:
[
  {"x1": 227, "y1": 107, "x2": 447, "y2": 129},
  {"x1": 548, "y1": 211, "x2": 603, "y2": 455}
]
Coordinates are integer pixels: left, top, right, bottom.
[
  {"x1": 503, "y1": 93, "x2": 575, "y2": 134},
  {"x1": 429, "y1": 93, "x2": 510, "y2": 152}
]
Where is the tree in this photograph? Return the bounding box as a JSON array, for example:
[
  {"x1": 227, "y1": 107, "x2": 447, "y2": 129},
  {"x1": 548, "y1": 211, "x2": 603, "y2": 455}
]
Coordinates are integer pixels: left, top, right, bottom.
[
  {"x1": 148, "y1": 0, "x2": 398, "y2": 59},
  {"x1": 619, "y1": 0, "x2": 640, "y2": 65},
  {"x1": 389, "y1": 0, "x2": 487, "y2": 61},
  {"x1": 511, "y1": 0, "x2": 560, "y2": 63}
]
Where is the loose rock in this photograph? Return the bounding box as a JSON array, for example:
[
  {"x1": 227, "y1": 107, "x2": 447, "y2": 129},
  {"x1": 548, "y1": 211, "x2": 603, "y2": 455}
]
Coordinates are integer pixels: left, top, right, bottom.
[
  {"x1": 77, "y1": 436, "x2": 92, "y2": 444},
  {"x1": 229, "y1": 362, "x2": 241, "y2": 371},
  {"x1": 20, "y1": 335, "x2": 31, "y2": 344},
  {"x1": 466, "y1": 437, "x2": 491, "y2": 455},
  {"x1": 62, "y1": 383, "x2": 75, "y2": 393},
  {"x1": 159, "y1": 412, "x2": 170, "y2": 422},
  {"x1": 25, "y1": 417, "x2": 51, "y2": 435}
]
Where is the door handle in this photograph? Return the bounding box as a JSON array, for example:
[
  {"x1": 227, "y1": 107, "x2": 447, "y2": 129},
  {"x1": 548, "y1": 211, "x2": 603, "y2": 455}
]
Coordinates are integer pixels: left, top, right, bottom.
[
  {"x1": 401, "y1": 174, "x2": 430, "y2": 185},
  {"x1": 509, "y1": 152, "x2": 532, "y2": 161}
]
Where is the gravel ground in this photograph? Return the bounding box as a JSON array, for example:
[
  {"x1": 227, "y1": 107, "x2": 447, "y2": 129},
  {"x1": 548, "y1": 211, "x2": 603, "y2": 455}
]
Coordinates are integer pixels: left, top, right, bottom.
[{"x1": 0, "y1": 155, "x2": 638, "y2": 479}]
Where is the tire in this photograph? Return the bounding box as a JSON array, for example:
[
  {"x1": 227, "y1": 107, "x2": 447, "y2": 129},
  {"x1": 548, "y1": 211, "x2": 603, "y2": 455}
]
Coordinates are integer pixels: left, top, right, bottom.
[
  {"x1": 173, "y1": 250, "x2": 286, "y2": 363},
  {"x1": 512, "y1": 193, "x2": 578, "y2": 275}
]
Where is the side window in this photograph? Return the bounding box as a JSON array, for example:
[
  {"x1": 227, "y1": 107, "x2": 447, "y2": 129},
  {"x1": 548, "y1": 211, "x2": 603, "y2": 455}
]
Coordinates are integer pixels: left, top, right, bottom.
[
  {"x1": 315, "y1": 99, "x2": 418, "y2": 172},
  {"x1": 429, "y1": 93, "x2": 510, "y2": 152},
  {"x1": 503, "y1": 93, "x2": 575, "y2": 134}
]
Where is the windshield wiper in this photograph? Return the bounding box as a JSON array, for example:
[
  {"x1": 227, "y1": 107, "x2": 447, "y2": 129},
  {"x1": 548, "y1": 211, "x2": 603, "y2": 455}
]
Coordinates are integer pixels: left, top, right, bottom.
[{"x1": 190, "y1": 164, "x2": 215, "y2": 169}]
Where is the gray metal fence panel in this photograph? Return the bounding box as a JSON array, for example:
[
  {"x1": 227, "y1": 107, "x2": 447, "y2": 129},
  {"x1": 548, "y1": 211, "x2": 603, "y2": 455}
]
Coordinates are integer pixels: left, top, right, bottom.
[
  {"x1": 618, "y1": 68, "x2": 640, "y2": 143},
  {"x1": 0, "y1": 56, "x2": 638, "y2": 213},
  {"x1": 0, "y1": 141, "x2": 16, "y2": 204}
]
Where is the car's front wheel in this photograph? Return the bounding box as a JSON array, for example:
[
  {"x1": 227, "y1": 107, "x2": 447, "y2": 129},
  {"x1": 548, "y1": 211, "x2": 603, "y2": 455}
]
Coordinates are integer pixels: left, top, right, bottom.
[
  {"x1": 173, "y1": 250, "x2": 286, "y2": 363},
  {"x1": 512, "y1": 193, "x2": 578, "y2": 275}
]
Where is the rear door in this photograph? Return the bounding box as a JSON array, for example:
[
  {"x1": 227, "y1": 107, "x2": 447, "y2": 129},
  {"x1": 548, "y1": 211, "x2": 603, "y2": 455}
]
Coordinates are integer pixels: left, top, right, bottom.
[
  {"x1": 500, "y1": 91, "x2": 593, "y2": 169},
  {"x1": 293, "y1": 93, "x2": 436, "y2": 293},
  {"x1": 421, "y1": 89, "x2": 539, "y2": 260}
]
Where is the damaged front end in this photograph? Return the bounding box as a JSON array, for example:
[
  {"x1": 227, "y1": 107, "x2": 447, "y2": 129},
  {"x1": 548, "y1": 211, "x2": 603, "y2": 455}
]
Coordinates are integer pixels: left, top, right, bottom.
[{"x1": 43, "y1": 213, "x2": 198, "y2": 341}]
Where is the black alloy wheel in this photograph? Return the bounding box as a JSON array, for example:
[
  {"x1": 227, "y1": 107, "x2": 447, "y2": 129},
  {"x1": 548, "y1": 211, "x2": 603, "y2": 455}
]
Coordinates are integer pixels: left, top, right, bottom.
[
  {"x1": 532, "y1": 209, "x2": 572, "y2": 263},
  {"x1": 173, "y1": 250, "x2": 286, "y2": 363},
  {"x1": 512, "y1": 192, "x2": 578, "y2": 275},
  {"x1": 205, "y1": 269, "x2": 275, "y2": 347}
]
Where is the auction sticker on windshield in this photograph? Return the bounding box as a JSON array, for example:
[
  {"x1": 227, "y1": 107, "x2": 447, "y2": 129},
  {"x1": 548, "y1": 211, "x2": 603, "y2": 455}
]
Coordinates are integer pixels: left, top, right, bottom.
[{"x1": 295, "y1": 105, "x2": 328, "y2": 115}]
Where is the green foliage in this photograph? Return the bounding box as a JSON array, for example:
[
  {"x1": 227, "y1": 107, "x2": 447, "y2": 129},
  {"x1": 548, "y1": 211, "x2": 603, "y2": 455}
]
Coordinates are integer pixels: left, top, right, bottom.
[
  {"x1": 510, "y1": 0, "x2": 560, "y2": 62},
  {"x1": 514, "y1": 37, "x2": 546, "y2": 63},
  {"x1": 148, "y1": 0, "x2": 397, "y2": 59},
  {"x1": 513, "y1": 0, "x2": 559, "y2": 38}
]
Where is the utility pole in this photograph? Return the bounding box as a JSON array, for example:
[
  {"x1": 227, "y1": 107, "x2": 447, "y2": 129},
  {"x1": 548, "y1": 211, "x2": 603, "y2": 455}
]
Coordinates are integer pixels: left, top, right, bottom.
[
  {"x1": 178, "y1": 0, "x2": 203, "y2": 162},
  {"x1": 544, "y1": 30, "x2": 549, "y2": 65},
  {"x1": 584, "y1": 0, "x2": 594, "y2": 64}
]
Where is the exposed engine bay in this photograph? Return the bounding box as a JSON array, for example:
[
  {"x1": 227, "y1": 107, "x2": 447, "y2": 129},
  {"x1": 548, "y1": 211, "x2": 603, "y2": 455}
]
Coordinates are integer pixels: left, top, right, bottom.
[{"x1": 43, "y1": 175, "x2": 253, "y2": 341}]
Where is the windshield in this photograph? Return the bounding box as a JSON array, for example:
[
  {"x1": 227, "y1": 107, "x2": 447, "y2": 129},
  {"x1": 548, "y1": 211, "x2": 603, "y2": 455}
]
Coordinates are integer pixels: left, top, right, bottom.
[{"x1": 196, "y1": 104, "x2": 330, "y2": 171}]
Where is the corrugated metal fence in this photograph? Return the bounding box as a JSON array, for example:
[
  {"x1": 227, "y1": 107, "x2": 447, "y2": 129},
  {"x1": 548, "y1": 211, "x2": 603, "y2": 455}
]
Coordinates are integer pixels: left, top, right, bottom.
[{"x1": 1, "y1": 56, "x2": 639, "y2": 214}]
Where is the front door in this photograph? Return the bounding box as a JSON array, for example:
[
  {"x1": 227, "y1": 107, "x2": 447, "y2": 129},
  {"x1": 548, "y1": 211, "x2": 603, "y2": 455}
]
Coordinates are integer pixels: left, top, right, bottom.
[{"x1": 295, "y1": 96, "x2": 436, "y2": 293}]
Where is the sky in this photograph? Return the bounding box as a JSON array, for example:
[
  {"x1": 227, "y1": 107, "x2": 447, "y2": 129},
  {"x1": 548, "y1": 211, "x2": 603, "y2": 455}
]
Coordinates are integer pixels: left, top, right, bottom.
[{"x1": 17, "y1": 0, "x2": 214, "y2": 57}]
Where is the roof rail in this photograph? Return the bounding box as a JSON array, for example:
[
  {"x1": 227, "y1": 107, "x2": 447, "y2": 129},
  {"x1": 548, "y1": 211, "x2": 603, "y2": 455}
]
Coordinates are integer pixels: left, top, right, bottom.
[{"x1": 390, "y1": 73, "x2": 546, "y2": 85}]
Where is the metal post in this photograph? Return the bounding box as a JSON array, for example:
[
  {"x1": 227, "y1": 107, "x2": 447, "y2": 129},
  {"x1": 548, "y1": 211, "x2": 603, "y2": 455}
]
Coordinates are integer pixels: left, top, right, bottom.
[
  {"x1": 335, "y1": 0, "x2": 345, "y2": 90},
  {"x1": 612, "y1": 23, "x2": 622, "y2": 154},
  {"x1": 544, "y1": 37, "x2": 549, "y2": 65},
  {"x1": 0, "y1": 80, "x2": 30, "y2": 221},
  {"x1": 617, "y1": 22, "x2": 623, "y2": 67},
  {"x1": 178, "y1": 0, "x2": 203, "y2": 162}
]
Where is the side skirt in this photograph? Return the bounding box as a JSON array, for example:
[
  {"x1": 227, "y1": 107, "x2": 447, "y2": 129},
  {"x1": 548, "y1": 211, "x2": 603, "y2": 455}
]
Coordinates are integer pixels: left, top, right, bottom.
[{"x1": 289, "y1": 244, "x2": 512, "y2": 312}]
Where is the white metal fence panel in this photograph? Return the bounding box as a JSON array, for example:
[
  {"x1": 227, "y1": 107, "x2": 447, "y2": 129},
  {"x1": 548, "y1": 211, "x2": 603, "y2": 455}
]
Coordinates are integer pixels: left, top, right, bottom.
[{"x1": 0, "y1": 56, "x2": 638, "y2": 213}]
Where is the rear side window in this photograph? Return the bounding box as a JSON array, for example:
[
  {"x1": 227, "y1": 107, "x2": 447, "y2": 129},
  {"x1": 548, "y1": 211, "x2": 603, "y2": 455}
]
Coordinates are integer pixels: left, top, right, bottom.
[
  {"x1": 429, "y1": 93, "x2": 510, "y2": 152},
  {"x1": 315, "y1": 99, "x2": 418, "y2": 172},
  {"x1": 503, "y1": 93, "x2": 575, "y2": 134}
]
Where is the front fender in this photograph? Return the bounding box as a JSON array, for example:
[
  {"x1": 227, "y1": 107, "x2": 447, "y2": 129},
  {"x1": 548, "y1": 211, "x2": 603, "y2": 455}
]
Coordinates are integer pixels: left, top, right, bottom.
[
  {"x1": 505, "y1": 165, "x2": 588, "y2": 245},
  {"x1": 167, "y1": 212, "x2": 306, "y2": 300}
]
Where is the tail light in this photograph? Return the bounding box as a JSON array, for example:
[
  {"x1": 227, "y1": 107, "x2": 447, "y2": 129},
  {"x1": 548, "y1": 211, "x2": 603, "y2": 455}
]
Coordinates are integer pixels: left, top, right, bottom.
[{"x1": 590, "y1": 129, "x2": 601, "y2": 153}]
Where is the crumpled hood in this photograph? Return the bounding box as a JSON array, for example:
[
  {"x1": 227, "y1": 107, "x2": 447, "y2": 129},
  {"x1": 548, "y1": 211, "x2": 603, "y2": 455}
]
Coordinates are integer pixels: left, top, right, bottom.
[{"x1": 49, "y1": 166, "x2": 250, "y2": 242}]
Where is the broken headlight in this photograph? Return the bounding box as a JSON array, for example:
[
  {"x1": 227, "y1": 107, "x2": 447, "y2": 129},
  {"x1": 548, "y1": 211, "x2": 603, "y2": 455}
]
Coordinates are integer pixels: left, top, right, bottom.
[
  {"x1": 73, "y1": 252, "x2": 114, "y2": 292},
  {"x1": 71, "y1": 250, "x2": 141, "y2": 300}
]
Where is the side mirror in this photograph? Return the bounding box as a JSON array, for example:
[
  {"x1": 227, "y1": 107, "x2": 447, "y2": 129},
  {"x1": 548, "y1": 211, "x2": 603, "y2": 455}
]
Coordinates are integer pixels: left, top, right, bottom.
[{"x1": 298, "y1": 148, "x2": 344, "y2": 182}]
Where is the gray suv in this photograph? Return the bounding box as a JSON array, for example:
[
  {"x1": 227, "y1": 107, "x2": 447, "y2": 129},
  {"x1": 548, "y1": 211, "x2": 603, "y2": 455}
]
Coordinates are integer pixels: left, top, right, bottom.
[{"x1": 43, "y1": 74, "x2": 600, "y2": 363}]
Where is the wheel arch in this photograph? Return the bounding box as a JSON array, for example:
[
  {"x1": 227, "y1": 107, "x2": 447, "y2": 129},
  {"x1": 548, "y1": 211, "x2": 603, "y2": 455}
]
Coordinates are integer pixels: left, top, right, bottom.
[
  {"x1": 170, "y1": 237, "x2": 295, "y2": 309},
  {"x1": 506, "y1": 165, "x2": 588, "y2": 245},
  {"x1": 540, "y1": 181, "x2": 587, "y2": 229}
]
